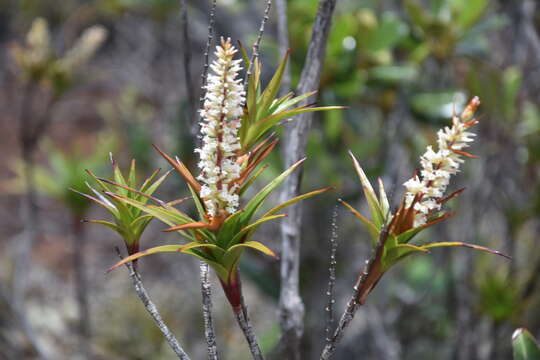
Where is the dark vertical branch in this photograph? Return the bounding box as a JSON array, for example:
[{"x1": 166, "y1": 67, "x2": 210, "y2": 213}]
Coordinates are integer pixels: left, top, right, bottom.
[
  {"x1": 200, "y1": 262, "x2": 219, "y2": 360},
  {"x1": 115, "y1": 249, "x2": 191, "y2": 360},
  {"x1": 73, "y1": 215, "x2": 91, "y2": 360},
  {"x1": 199, "y1": 0, "x2": 217, "y2": 111},
  {"x1": 222, "y1": 270, "x2": 265, "y2": 360},
  {"x1": 275, "y1": 0, "x2": 291, "y2": 95},
  {"x1": 235, "y1": 293, "x2": 265, "y2": 360},
  {"x1": 278, "y1": 0, "x2": 338, "y2": 358},
  {"x1": 179, "y1": 0, "x2": 197, "y2": 135},
  {"x1": 324, "y1": 206, "x2": 339, "y2": 346},
  {"x1": 193, "y1": 0, "x2": 217, "y2": 144},
  {"x1": 245, "y1": 0, "x2": 272, "y2": 83}
]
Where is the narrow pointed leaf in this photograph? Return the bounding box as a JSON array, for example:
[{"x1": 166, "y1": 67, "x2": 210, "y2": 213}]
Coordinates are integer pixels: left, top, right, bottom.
[
  {"x1": 108, "y1": 244, "x2": 187, "y2": 271},
  {"x1": 153, "y1": 145, "x2": 201, "y2": 192},
  {"x1": 70, "y1": 187, "x2": 117, "y2": 215},
  {"x1": 84, "y1": 219, "x2": 119, "y2": 232},
  {"x1": 378, "y1": 178, "x2": 390, "y2": 219},
  {"x1": 339, "y1": 199, "x2": 379, "y2": 245},
  {"x1": 256, "y1": 50, "x2": 290, "y2": 119},
  {"x1": 272, "y1": 91, "x2": 317, "y2": 113},
  {"x1": 349, "y1": 151, "x2": 384, "y2": 228},
  {"x1": 262, "y1": 187, "x2": 333, "y2": 218},
  {"x1": 139, "y1": 168, "x2": 161, "y2": 193},
  {"x1": 143, "y1": 169, "x2": 172, "y2": 197},
  {"x1": 163, "y1": 222, "x2": 210, "y2": 232},
  {"x1": 383, "y1": 243, "x2": 429, "y2": 271},
  {"x1": 241, "y1": 158, "x2": 305, "y2": 224},
  {"x1": 228, "y1": 241, "x2": 277, "y2": 258},
  {"x1": 395, "y1": 212, "x2": 453, "y2": 243},
  {"x1": 421, "y1": 242, "x2": 510, "y2": 259},
  {"x1": 229, "y1": 214, "x2": 287, "y2": 246},
  {"x1": 238, "y1": 165, "x2": 268, "y2": 196},
  {"x1": 128, "y1": 159, "x2": 136, "y2": 188}
]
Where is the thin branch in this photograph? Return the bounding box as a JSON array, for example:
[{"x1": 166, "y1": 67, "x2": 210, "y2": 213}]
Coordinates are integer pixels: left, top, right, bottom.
[
  {"x1": 278, "y1": 0, "x2": 338, "y2": 358},
  {"x1": 234, "y1": 293, "x2": 265, "y2": 360},
  {"x1": 194, "y1": 0, "x2": 218, "y2": 145},
  {"x1": 200, "y1": 261, "x2": 219, "y2": 360},
  {"x1": 320, "y1": 225, "x2": 391, "y2": 360},
  {"x1": 245, "y1": 0, "x2": 272, "y2": 84},
  {"x1": 324, "y1": 206, "x2": 339, "y2": 345},
  {"x1": 179, "y1": 0, "x2": 197, "y2": 136},
  {"x1": 199, "y1": 0, "x2": 217, "y2": 111},
  {"x1": 115, "y1": 248, "x2": 191, "y2": 360}
]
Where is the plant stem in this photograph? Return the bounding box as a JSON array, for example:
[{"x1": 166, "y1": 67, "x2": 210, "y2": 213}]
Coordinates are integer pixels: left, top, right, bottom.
[
  {"x1": 320, "y1": 225, "x2": 390, "y2": 359},
  {"x1": 199, "y1": 0, "x2": 217, "y2": 112},
  {"x1": 324, "y1": 207, "x2": 339, "y2": 346},
  {"x1": 234, "y1": 294, "x2": 265, "y2": 360},
  {"x1": 221, "y1": 271, "x2": 265, "y2": 360},
  {"x1": 320, "y1": 289, "x2": 361, "y2": 360},
  {"x1": 115, "y1": 249, "x2": 191, "y2": 360},
  {"x1": 200, "y1": 261, "x2": 219, "y2": 360},
  {"x1": 245, "y1": 0, "x2": 272, "y2": 85}
]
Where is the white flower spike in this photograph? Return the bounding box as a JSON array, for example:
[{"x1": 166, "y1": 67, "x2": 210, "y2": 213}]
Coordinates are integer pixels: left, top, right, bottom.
[
  {"x1": 195, "y1": 38, "x2": 246, "y2": 217},
  {"x1": 403, "y1": 96, "x2": 480, "y2": 227}
]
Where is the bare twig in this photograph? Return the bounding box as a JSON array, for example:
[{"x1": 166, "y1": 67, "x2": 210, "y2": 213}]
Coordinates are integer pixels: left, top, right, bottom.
[
  {"x1": 278, "y1": 0, "x2": 338, "y2": 358},
  {"x1": 324, "y1": 206, "x2": 339, "y2": 345},
  {"x1": 194, "y1": 0, "x2": 218, "y2": 144},
  {"x1": 199, "y1": 0, "x2": 217, "y2": 111},
  {"x1": 115, "y1": 248, "x2": 191, "y2": 360},
  {"x1": 179, "y1": 0, "x2": 197, "y2": 135},
  {"x1": 320, "y1": 225, "x2": 391, "y2": 360},
  {"x1": 245, "y1": 0, "x2": 272, "y2": 84},
  {"x1": 234, "y1": 293, "x2": 265, "y2": 360},
  {"x1": 200, "y1": 261, "x2": 219, "y2": 360}
]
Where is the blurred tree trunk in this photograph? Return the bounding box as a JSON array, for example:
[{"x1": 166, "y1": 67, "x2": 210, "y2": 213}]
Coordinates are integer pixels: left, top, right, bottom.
[
  {"x1": 278, "y1": 0, "x2": 338, "y2": 358},
  {"x1": 73, "y1": 214, "x2": 91, "y2": 360}
]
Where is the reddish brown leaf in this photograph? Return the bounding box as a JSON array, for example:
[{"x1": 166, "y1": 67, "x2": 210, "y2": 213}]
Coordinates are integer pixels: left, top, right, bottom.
[
  {"x1": 153, "y1": 144, "x2": 201, "y2": 192},
  {"x1": 162, "y1": 222, "x2": 210, "y2": 232}
]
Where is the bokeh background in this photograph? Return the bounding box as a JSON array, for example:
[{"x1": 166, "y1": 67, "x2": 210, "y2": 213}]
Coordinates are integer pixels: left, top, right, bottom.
[{"x1": 0, "y1": 0, "x2": 539, "y2": 359}]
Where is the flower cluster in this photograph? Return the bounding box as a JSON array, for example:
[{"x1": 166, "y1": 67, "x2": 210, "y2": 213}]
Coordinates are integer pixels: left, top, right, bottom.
[
  {"x1": 195, "y1": 38, "x2": 246, "y2": 217},
  {"x1": 403, "y1": 97, "x2": 480, "y2": 227}
]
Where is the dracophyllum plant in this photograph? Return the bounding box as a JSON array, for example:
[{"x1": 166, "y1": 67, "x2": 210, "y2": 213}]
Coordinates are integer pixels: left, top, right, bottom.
[
  {"x1": 75, "y1": 155, "x2": 171, "y2": 257},
  {"x1": 342, "y1": 97, "x2": 508, "y2": 304},
  {"x1": 320, "y1": 97, "x2": 509, "y2": 360},
  {"x1": 105, "y1": 38, "x2": 341, "y2": 314}
]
